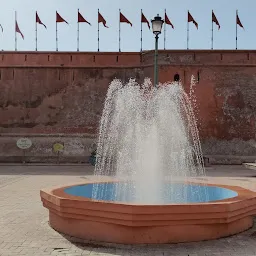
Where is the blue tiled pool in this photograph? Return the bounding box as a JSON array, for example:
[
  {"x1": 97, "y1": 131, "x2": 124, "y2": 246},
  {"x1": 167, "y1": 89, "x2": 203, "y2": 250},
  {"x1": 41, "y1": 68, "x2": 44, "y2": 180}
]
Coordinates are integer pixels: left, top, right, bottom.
[{"x1": 64, "y1": 182, "x2": 238, "y2": 204}]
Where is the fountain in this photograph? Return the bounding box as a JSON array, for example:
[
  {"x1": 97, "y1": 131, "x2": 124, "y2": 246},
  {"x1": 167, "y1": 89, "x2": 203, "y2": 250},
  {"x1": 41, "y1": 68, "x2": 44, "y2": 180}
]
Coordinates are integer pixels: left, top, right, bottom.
[
  {"x1": 41, "y1": 78, "x2": 256, "y2": 244},
  {"x1": 92, "y1": 78, "x2": 206, "y2": 205}
]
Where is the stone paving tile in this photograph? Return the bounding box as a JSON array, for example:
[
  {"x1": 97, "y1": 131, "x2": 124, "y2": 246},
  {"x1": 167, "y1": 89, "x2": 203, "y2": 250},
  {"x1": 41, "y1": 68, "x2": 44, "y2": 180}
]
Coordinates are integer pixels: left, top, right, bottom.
[{"x1": 0, "y1": 165, "x2": 256, "y2": 256}]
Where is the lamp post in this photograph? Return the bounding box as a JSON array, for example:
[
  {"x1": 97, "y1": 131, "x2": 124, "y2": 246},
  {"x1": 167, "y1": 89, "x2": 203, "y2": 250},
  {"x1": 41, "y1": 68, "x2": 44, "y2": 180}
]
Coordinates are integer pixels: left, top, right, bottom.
[{"x1": 151, "y1": 14, "x2": 164, "y2": 88}]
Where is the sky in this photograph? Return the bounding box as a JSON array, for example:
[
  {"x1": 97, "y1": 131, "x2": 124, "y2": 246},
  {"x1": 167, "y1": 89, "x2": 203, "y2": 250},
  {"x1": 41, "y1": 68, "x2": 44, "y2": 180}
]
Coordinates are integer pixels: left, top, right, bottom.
[{"x1": 0, "y1": 0, "x2": 253, "y2": 52}]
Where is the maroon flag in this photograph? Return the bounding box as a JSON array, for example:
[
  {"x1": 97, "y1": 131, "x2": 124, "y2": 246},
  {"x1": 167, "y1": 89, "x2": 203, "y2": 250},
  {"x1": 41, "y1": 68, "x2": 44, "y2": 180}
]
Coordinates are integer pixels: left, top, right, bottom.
[
  {"x1": 36, "y1": 12, "x2": 46, "y2": 28},
  {"x1": 97, "y1": 10, "x2": 108, "y2": 51},
  {"x1": 188, "y1": 11, "x2": 198, "y2": 29},
  {"x1": 236, "y1": 13, "x2": 244, "y2": 28},
  {"x1": 77, "y1": 10, "x2": 91, "y2": 51},
  {"x1": 120, "y1": 12, "x2": 132, "y2": 26},
  {"x1": 212, "y1": 11, "x2": 220, "y2": 30},
  {"x1": 140, "y1": 10, "x2": 150, "y2": 51},
  {"x1": 56, "y1": 12, "x2": 68, "y2": 51},
  {"x1": 98, "y1": 12, "x2": 108, "y2": 28},
  {"x1": 119, "y1": 11, "x2": 132, "y2": 52},
  {"x1": 236, "y1": 11, "x2": 244, "y2": 50},
  {"x1": 164, "y1": 10, "x2": 174, "y2": 49},
  {"x1": 78, "y1": 11, "x2": 91, "y2": 25},
  {"x1": 165, "y1": 13, "x2": 174, "y2": 29},
  {"x1": 56, "y1": 12, "x2": 68, "y2": 24},
  {"x1": 141, "y1": 12, "x2": 150, "y2": 29},
  {"x1": 15, "y1": 21, "x2": 24, "y2": 39}
]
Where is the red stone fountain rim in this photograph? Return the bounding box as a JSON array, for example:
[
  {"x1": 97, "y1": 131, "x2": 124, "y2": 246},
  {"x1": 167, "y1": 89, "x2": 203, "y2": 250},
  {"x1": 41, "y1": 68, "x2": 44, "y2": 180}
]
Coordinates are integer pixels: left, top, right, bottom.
[{"x1": 43, "y1": 180, "x2": 256, "y2": 207}]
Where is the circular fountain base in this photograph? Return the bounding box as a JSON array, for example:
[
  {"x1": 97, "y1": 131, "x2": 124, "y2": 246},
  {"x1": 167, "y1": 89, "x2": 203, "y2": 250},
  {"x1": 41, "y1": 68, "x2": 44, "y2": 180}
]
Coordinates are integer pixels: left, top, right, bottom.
[
  {"x1": 48, "y1": 212, "x2": 253, "y2": 244},
  {"x1": 40, "y1": 179, "x2": 256, "y2": 244}
]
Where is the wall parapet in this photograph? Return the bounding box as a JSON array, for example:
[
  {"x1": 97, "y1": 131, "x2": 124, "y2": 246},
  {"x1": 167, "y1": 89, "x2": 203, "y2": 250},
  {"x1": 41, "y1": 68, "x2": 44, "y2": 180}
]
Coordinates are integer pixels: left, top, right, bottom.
[
  {"x1": 0, "y1": 51, "x2": 141, "y2": 68},
  {"x1": 143, "y1": 50, "x2": 256, "y2": 66},
  {"x1": 1, "y1": 50, "x2": 256, "y2": 68}
]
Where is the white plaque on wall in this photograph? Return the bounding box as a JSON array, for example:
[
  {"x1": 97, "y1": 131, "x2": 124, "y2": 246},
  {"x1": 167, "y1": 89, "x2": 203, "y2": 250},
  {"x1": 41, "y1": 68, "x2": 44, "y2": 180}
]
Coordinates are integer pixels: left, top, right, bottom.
[{"x1": 16, "y1": 138, "x2": 32, "y2": 150}]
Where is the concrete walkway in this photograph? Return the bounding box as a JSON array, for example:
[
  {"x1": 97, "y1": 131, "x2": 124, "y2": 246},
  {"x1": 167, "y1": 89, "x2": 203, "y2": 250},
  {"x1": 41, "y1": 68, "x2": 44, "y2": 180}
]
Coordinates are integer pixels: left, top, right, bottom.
[{"x1": 0, "y1": 164, "x2": 256, "y2": 256}]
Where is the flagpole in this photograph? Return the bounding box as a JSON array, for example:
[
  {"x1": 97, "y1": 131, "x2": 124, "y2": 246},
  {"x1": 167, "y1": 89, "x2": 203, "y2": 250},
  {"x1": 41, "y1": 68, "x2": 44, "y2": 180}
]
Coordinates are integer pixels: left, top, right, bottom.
[
  {"x1": 77, "y1": 9, "x2": 79, "y2": 51},
  {"x1": 97, "y1": 9, "x2": 100, "y2": 52},
  {"x1": 236, "y1": 10, "x2": 238, "y2": 50},
  {"x1": 140, "y1": 9, "x2": 142, "y2": 52},
  {"x1": 164, "y1": 9, "x2": 166, "y2": 50},
  {"x1": 211, "y1": 11, "x2": 213, "y2": 50},
  {"x1": 56, "y1": 11, "x2": 58, "y2": 51},
  {"x1": 119, "y1": 9, "x2": 121, "y2": 52},
  {"x1": 35, "y1": 12, "x2": 38, "y2": 51},
  {"x1": 15, "y1": 11, "x2": 17, "y2": 51},
  {"x1": 187, "y1": 11, "x2": 189, "y2": 50}
]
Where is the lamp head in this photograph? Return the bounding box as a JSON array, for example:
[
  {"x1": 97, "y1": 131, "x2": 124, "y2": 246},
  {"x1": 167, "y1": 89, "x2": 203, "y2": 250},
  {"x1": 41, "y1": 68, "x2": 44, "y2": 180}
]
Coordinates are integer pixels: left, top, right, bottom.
[{"x1": 151, "y1": 14, "x2": 164, "y2": 35}]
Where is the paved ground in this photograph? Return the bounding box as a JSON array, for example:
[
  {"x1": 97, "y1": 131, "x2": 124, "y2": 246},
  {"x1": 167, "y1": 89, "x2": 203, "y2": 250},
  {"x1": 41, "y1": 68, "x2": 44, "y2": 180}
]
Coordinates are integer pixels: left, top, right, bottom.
[{"x1": 0, "y1": 164, "x2": 256, "y2": 256}]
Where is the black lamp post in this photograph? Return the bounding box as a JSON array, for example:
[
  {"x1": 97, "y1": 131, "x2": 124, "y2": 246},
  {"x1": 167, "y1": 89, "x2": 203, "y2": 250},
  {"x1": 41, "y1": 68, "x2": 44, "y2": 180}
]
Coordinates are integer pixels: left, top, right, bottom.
[{"x1": 151, "y1": 14, "x2": 164, "y2": 88}]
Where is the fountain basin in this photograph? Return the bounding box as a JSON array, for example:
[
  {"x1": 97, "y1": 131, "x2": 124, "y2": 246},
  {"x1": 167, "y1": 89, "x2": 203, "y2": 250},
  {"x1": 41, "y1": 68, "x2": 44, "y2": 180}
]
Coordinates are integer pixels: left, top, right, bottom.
[{"x1": 40, "y1": 178, "x2": 256, "y2": 244}]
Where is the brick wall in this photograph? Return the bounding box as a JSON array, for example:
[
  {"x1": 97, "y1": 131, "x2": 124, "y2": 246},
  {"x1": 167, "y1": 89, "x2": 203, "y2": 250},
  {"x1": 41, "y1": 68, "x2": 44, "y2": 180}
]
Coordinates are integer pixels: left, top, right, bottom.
[{"x1": 0, "y1": 50, "x2": 255, "y2": 163}]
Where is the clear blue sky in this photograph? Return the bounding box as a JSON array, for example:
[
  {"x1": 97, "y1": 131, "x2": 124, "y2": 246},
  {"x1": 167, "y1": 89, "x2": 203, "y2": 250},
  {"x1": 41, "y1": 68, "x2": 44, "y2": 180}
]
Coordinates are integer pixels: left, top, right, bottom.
[{"x1": 0, "y1": 0, "x2": 253, "y2": 52}]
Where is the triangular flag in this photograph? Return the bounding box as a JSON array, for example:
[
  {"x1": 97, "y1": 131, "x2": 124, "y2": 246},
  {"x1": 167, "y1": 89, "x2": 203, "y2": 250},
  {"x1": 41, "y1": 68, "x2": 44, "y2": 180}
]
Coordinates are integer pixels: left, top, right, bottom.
[
  {"x1": 98, "y1": 12, "x2": 108, "y2": 28},
  {"x1": 56, "y1": 12, "x2": 68, "y2": 24},
  {"x1": 236, "y1": 13, "x2": 244, "y2": 29},
  {"x1": 120, "y1": 12, "x2": 132, "y2": 26},
  {"x1": 78, "y1": 11, "x2": 91, "y2": 25},
  {"x1": 165, "y1": 13, "x2": 174, "y2": 29},
  {"x1": 15, "y1": 21, "x2": 24, "y2": 39},
  {"x1": 141, "y1": 12, "x2": 150, "y2": 29},
  {"x1": 36, "y1": 12, "x2": 47, "y2": 29},
  {"x1": 188, "y1": 11, "x2": 198, "y2": 29},
  {"x1": 212, "y1": 11, "x2": 220, "y2": 30}
]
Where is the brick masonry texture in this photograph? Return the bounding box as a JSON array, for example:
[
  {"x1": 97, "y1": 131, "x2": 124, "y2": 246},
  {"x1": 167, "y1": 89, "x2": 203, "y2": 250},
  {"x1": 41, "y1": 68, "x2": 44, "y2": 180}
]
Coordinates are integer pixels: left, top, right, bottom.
[{"x1": 0, "y1": 50, "x2": 255, "y2": 163}]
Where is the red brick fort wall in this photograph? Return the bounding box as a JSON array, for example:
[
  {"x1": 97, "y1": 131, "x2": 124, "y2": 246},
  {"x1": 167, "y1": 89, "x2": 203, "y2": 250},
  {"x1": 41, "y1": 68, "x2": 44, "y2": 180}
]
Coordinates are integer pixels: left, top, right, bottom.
[{"x1": 0, "y1": 50, "x2": 255, "y2": 162}]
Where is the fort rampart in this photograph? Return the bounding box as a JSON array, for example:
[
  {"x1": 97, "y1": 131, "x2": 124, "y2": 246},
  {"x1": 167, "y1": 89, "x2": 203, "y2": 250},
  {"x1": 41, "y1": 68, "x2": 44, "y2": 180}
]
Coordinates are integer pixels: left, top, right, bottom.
[{"x1": 0, "y1": 50, "x2": 255, "y2": 164}]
